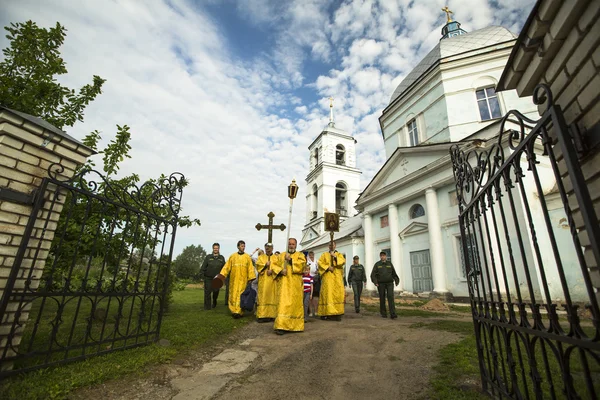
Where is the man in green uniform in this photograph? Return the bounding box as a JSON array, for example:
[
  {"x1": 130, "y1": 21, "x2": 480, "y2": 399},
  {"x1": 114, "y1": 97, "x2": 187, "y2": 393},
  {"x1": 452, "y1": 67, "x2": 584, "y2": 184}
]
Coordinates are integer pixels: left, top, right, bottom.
[
  {"x1": 200, "y1": 243, "x2": 226, "y2": 310},
  {"x1": 370, "y1": 251, "x2": 399, "y2": 319},
  {"x1": 347, "y1": 255, "x2": 367, "y2": 313}
]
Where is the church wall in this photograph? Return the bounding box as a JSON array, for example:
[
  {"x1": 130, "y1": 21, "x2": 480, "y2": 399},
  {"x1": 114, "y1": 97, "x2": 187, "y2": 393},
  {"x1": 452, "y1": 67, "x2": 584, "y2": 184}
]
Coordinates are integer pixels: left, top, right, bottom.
[
  {"x1": 382, "y1": 153, "x2": 446, "y2": 188},
  {"x1": 380, "y1": 76, "x2": 447, "y2": 158},
  {"x1": 422, "y1": 97, "x2": 450, "y2": 144},
  {"x1": 442, "y1": 54, "x2": 539, "y2": 142}
]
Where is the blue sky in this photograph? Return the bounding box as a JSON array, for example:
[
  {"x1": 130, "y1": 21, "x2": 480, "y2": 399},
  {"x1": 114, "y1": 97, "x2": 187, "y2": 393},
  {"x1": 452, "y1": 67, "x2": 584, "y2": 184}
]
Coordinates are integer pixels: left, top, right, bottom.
[{"x1": 0, "y1": 0, "x2": 535, "y2": 257}]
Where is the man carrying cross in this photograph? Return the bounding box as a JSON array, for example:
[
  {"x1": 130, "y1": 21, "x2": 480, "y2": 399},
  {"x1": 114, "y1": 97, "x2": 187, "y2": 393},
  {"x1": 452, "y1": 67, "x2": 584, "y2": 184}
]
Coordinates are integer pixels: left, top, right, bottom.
[
  {"x1": 254, "y1": 212, "x2": 286, "y2": 323},
  {"x1": 255, "y1": 242, "x2": 280, "y2": 322}
]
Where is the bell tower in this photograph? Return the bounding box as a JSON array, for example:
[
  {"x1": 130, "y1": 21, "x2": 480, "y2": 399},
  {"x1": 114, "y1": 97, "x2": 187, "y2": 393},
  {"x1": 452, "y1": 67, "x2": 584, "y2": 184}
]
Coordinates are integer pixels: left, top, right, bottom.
[{"x1": 300, "y1": 98, "x2": 362, "y2": 247}]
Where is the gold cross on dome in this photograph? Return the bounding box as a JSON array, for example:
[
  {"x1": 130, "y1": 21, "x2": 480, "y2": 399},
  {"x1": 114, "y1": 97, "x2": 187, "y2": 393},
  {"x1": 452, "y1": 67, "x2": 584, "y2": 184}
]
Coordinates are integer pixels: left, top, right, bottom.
[
  {"x1": 442, "y1": 6, "x2": 453, "y2": 23},
  {"x1": 329, "y1": 96, "x2": 334, "y2": 108}
]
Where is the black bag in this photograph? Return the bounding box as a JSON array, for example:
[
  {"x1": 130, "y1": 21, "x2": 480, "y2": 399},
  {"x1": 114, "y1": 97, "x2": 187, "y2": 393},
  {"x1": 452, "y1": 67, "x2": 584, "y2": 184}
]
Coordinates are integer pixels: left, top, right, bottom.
[{"x1": 240, "y1": 283, "x2": 257, "y2": 311}]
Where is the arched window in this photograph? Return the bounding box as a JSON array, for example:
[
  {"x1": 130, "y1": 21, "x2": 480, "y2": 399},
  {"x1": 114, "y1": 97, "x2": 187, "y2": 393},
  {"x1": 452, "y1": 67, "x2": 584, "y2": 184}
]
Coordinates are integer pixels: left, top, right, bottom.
[
  {"x1": 314, "y1": 147, "x2": 320, "y2": 166},
  {"x1": 312, "y1": 184, "x2": 318, "y2": 219},
  {"x1": 476, "y1": 87, "x2": 501, "y2": 120},
  {"x1": 335, "y1": 182, "x2": 347, "y2": 216},
  {"x1": 409, "y1": 204, "x2": 425, "y2": 219},
  {"x1": 335, "y1": 144, "x2": 345, "y2": 166}
]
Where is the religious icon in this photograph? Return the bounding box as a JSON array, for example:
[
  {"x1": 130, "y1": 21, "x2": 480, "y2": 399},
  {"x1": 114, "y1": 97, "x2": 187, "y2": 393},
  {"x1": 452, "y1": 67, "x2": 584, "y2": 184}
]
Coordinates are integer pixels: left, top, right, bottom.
[{"x1": 324, "y1": 212, "x2": 340, "y2": 232}]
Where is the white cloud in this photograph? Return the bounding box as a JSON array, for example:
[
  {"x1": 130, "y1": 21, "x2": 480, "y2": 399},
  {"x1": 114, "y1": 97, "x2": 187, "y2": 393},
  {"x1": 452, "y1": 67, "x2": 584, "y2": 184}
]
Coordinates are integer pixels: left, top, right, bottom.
[{"x1": 0, "y1": 0, "x2": 536, "y2": 257}]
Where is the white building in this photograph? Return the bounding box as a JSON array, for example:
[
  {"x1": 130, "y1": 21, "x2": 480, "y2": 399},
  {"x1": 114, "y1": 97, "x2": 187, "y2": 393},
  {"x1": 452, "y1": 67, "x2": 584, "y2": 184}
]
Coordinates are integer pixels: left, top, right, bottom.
[
  {"x1": 302, "y1": 15, "x2": 583, "y2": 300},
  {"x1": 300, "y1": 100, "x2": 362, "y2": 248}
]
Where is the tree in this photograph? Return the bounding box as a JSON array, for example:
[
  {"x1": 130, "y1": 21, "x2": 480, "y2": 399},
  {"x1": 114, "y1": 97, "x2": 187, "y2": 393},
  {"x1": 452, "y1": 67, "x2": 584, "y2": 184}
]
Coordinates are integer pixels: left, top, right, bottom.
[
  {"x1": 173, "y1": 245, "x2": 207, "y2": 281},
  {"x1": 0, "y1": 20, "x2": 201, "y2": 290},
  {"x1": 0, "y1": 21, "x2": 105, "y2": 129}
]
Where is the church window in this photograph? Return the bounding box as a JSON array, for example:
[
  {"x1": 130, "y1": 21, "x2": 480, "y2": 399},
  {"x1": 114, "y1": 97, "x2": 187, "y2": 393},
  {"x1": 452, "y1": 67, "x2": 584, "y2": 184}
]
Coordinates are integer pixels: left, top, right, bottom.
[
  {"x1": 380, "y1": 215, "x2": 389, "y2": 228},
  {"x1": 335, "y1": 182, "x2": 347, "y2": 217},
  {"x1": 314, "y1": 147, "x2": 320, "y2": 166},
  {"x1": 476, "y1": 87, "x2": 502, "y2": 121},
  {"x1": 312, "y1": 184, "x2": 318, "y2": 218},
  {"x1": 457, "y1": 234, "x2": 477, "y2": 278},
  {"x1": 409, "y1": 204, "x2": 425, "y2": 219},
  {"x1": 408, "y1": 119, "x2": 419, "y2": 146},
  {"x1": 336, "y1": 144, "x2": 346, "y2": 165}
]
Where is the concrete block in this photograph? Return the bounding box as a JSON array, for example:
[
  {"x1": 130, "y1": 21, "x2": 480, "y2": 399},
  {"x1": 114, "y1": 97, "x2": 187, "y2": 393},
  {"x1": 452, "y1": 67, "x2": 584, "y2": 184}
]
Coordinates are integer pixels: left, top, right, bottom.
[
  {"x1": 556, "y1": 59, "x2": 596, "y2": 110},
  {"x1": 549, "y1": 0, "x2": 588, "y2": 40},
  {"x1": 0, "y1": 144, "x2": 39, "y2": 166},
  {"x1": 538, "y1": 0, "x2": 563, "y2": 22},
  {"x1": 566, "y1": 19, "x2": 600, "y2": 75},
  {"x1": 21, "y1": 121, "x2": 44, "y2": 136},
  {"x1": 0, "y1": 212, "x2": 19, "y2": 224},
  {"x1": 15, "y1": 161, "x2": 44, "y2": 178},
  {"x1": 0, "y1": 156, "x2": 16, "y2": 169},
  {"x1": 0, "y1": 110, "x2": 24, "y2": 126},
  {"x1": 577, "y1": 74, "x2": 600, "y2": 110},
  {"x1": 0, "y1": 123, "x2": 44, "y2": 147},
  {"x1": 53, "y1": 144, "x2": 87, "y2": 165},
  {"x1": 550, "y1": 69, "x2": 571, "y2": 100},
  {"x1": 0, "y1": 134, "x2": 24, "y2": 150},
  {"x1": 0, "y1": 165, "x2": 34, "y2": 185},
  {"x1": 0, "y1": 245, "x2": 18, "y2": 257},
  {"x1": 578, "y1": 0, "x2": 600, "y2": 31},
  {"x1": 7, "y1": 181, "x2": 35, "y2": 194},
  {"x1": 23, "y1": 144, "x2": 60, "y2": 164},
  {"x1": 0, "y1": 201, "x2": 32, "y2": 216},
  {"x1": 581, "y1": 97, "x2": 600, "y2": 129},
  {"x1": 545, "y1": 28, "x2": 580, "y2": 82}
]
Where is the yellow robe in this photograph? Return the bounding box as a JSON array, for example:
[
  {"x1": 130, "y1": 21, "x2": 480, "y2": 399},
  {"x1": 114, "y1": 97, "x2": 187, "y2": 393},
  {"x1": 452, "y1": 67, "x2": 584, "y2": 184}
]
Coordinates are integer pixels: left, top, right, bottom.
[
  {"x1": 219, "y1": 252, "x2": 256, "y2": 315},
  {"x1": 272, "y1": 251, "x2": 306, "y2": 332},
  {"x1": 317, "y1": 251, "x2": 346, "y2": 316},
  {"x1": 255, "y1": 253, "x2": 280, "y2": 319}
]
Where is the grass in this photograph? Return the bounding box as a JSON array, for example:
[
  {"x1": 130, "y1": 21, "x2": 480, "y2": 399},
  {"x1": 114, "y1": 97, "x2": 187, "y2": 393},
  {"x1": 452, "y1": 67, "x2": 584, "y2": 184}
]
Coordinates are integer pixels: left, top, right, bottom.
[
  {"x1": 418, "y1": 319, "x2": 600, "y2": 400},
  {"x1": 0, "y1": 288, "x2": 248, "y2": 400}
]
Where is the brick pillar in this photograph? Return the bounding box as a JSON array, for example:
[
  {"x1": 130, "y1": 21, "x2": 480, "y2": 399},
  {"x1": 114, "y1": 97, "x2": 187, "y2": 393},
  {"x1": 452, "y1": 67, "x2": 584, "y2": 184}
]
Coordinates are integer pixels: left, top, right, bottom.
[{"x1": 0, "y1": 107, "x2": 94, "y2": 368}]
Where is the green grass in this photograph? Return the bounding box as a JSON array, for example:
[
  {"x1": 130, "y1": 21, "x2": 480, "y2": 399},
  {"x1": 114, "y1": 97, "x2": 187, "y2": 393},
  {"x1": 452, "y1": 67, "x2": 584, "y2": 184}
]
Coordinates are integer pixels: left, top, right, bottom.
[
  {"x1": 409, "y1": 320, "x2": 486, "y2": 400},
  {"x1": 0, "y1": 288, "x2": 249, "y2": 400},
  {"x1": 417, "y1": 319, "x2": 600, "y2": 400}
]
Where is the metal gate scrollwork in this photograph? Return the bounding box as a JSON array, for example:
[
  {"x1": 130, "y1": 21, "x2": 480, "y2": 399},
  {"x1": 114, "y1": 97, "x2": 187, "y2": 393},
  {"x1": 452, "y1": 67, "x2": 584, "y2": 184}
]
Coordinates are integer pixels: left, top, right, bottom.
[
  {"x1": 0, "y1": 163, "x2": 185, "y2": 376},
  {"x1": 450, "y1": 84, "x2": 600, "y2": 399}
]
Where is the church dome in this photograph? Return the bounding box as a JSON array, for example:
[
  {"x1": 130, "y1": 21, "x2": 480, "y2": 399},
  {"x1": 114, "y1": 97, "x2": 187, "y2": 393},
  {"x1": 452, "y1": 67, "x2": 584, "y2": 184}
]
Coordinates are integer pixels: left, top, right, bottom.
[{"x1": 389, "y1": 26, "x2": 517, "y2": 104}]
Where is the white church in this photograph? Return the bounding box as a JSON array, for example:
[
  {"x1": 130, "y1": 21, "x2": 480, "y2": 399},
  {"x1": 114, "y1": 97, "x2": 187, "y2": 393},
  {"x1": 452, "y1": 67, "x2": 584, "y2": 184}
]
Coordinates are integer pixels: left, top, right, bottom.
[{"x1": 300, "y1": 13, "x2": 583, "y2": 301}]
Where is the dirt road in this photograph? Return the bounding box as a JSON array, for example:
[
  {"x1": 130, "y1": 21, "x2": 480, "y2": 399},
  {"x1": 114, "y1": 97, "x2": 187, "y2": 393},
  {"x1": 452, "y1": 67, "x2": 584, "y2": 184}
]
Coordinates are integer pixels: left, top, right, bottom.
[{"x1": 74, "y1": 303, "x2": 470, "y2": 400}]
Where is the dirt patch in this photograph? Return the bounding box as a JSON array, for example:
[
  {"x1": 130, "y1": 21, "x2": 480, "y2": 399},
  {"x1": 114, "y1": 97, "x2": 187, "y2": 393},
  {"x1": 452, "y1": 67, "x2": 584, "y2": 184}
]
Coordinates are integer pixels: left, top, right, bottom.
[
  {"x1": 420, "y1": 298, "x2": 450, "y2": 312},
  {"x1": 70, "y1": 304, "x2": 471, "y2": 400}
]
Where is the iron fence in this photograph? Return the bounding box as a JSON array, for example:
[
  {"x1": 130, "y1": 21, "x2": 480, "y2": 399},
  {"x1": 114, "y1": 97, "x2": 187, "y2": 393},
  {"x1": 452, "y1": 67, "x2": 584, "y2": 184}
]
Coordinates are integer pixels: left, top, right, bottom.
[
  {"x1": 0, "y1": 164, "x2": 184, "y2": 376},
  {"x1": 450, "y1": 84, "x2": 600, "y2": 399}
]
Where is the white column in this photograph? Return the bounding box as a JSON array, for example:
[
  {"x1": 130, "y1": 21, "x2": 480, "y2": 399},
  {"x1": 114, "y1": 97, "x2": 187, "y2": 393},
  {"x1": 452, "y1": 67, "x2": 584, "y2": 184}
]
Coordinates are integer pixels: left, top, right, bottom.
[
  {"x1": 426, "y1": 188, "x2": 448, "y2": 293},
  {"x1": 363, "y1": 213, "x2": 374, "y2": 290},
  {"x1": 388, "y1": 204, "x2": 403, "y2": 291}
]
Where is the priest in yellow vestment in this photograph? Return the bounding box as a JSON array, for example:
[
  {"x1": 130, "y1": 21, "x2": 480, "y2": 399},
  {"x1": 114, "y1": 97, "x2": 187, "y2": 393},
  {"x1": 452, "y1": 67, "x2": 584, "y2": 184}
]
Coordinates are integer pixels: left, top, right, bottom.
[
  {"x1": 219, "y1": 240, "x2": 256, "y2": 318},
  {"x1": 272, "y1": 238, "x2": 306, "y2": 334},
  {"x1": 317, "y1": 241, "x2": 346, "y2": 321},
  {"x1": 255, "y1": 242, "x2": 280, "y2": 322}
]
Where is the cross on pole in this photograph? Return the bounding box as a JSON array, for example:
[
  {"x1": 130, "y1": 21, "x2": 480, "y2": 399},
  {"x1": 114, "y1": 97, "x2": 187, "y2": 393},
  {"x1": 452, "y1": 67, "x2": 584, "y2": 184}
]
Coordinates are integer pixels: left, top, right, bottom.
[{"x1": 255, "y1": 212, "x2": 286, "y2": 244}]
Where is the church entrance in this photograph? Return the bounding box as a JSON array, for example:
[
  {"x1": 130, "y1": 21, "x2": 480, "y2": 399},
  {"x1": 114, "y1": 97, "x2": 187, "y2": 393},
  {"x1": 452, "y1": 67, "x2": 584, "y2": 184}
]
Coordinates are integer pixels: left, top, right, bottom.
[{"x1": 410, "y1": 250, "x2": 433, "y2": 292}]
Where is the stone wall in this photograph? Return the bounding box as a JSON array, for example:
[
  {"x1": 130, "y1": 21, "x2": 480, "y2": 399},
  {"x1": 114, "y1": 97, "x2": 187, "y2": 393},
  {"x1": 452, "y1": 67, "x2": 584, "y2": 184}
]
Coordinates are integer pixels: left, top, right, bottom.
[{"x1": 0, "y1": 107, "x2": 93, "y2": 367}]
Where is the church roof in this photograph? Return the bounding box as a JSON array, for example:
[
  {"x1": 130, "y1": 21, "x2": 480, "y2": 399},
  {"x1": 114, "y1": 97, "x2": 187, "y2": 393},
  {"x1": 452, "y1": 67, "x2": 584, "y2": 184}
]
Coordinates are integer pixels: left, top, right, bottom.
[{"x1": 389, "y1": 26, "x2": 517, "y2": 104}]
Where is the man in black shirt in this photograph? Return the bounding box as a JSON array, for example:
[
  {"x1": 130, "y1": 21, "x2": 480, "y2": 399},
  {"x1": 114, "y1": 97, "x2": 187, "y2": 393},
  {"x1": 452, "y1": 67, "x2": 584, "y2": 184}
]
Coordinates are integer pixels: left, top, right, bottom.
[{"x1": 200, "y1": 243, "x2": 226, "y2": 310}]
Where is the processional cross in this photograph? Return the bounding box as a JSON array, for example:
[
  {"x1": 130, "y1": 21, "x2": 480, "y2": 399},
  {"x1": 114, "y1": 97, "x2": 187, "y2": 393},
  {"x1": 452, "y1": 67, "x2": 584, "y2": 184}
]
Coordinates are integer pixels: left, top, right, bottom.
[{"x1": 255, "y1": 212, "x2": 286, "y2": 244}]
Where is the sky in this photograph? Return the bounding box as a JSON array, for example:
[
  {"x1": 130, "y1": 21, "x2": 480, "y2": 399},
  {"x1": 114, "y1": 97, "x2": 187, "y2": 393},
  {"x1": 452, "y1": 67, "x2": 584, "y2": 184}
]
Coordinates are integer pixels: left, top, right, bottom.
[{"x1": 0, "y1": 0, "x2": 535, "y2": 257}]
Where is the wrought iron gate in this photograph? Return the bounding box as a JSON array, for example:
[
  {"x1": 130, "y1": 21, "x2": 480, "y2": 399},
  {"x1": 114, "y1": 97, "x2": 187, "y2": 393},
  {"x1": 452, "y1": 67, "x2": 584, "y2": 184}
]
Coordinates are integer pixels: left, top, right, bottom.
[
  {"x1": 0, "y1": 164, "x2": 184, "y2": 377},
  {"x1": 450, "y1": 84, "x2": 600, "y2": 399}
]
